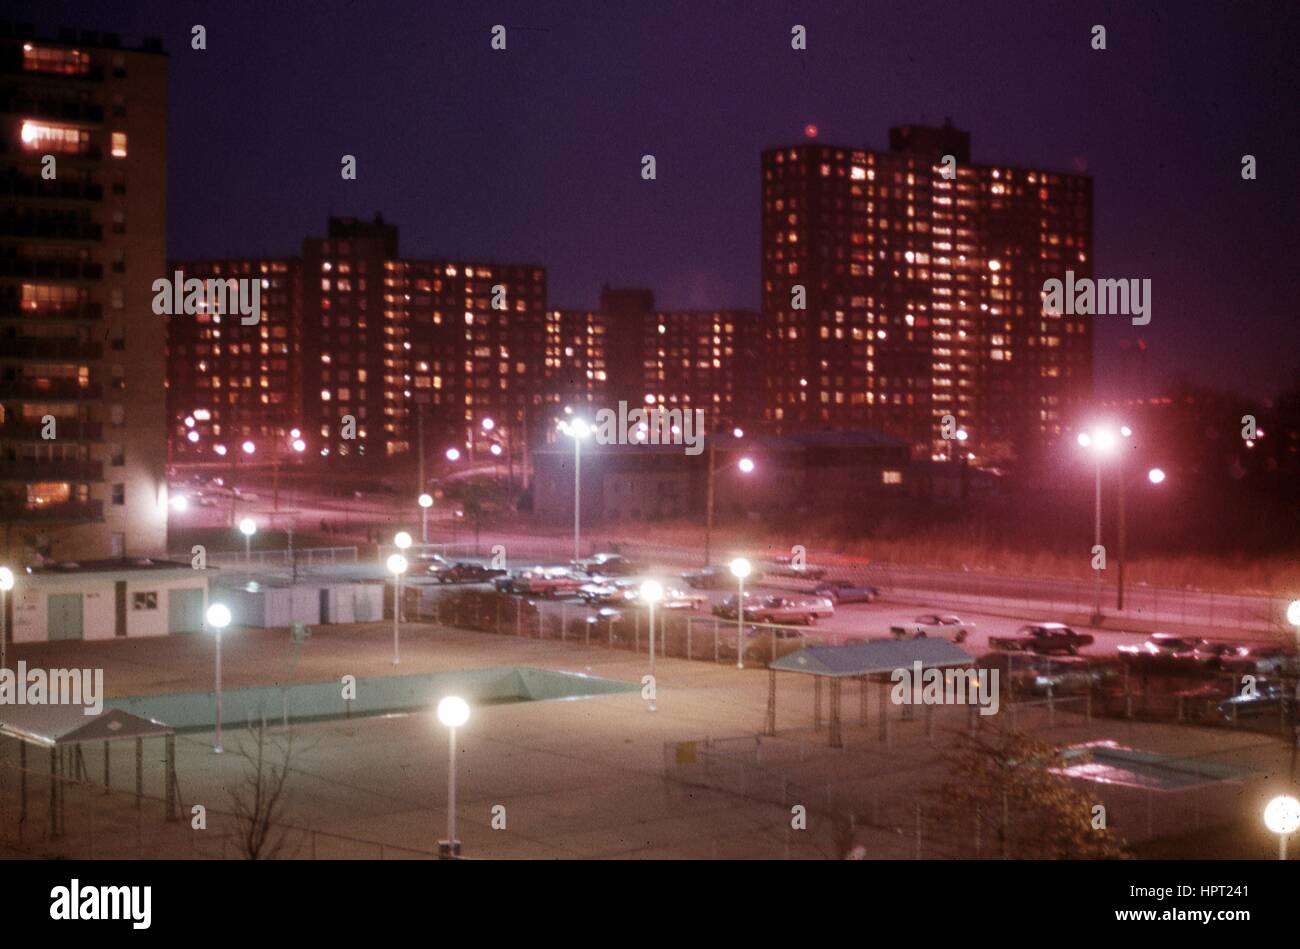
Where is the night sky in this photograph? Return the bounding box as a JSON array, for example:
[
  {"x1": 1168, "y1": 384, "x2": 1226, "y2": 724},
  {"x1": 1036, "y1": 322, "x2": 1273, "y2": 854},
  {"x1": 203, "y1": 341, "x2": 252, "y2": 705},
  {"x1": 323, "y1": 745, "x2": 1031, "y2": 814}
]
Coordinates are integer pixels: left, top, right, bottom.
[{"x1": 14, "y1": 0, "x2": 1299, "y2": 399}]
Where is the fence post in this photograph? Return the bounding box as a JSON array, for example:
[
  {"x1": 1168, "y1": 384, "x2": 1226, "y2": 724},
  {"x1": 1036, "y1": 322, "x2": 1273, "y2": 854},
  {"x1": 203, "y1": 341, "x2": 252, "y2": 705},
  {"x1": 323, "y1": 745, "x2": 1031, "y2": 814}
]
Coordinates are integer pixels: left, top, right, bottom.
[
  {"x1": 687, "y1": 616, "x2": 693, "y2": 660},
  {"x1": 561, "y1": 602, "x2": 567, "y2": 642}
]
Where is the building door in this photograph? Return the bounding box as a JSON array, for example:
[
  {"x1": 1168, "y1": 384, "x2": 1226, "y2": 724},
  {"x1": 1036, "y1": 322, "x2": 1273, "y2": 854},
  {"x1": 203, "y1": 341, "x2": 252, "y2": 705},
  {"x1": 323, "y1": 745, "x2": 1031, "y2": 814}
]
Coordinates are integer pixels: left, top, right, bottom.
[
  {"x1": 48, "y1": 593, "x2": 84, "y2": 641},
  {"x1": 115, "y1": 581, "x2": 127, "y2": 637},
  {"x1": 168, "y1": 588, "x2": 204, "y2": 634},
  {"x1": 319, "y1": 588, "x2": 331, "y2": 624},
  {"x1": 111, "y1": 532, "x2": 126, "y2": 558}
]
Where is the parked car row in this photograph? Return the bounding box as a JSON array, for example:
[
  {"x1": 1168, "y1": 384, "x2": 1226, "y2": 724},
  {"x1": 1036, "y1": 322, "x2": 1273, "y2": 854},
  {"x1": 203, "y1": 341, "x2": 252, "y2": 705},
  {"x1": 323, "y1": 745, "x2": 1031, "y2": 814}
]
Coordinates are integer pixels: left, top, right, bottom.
[{"x1": 1117, "y1": 632, "x2": 1298, "y2": 675}]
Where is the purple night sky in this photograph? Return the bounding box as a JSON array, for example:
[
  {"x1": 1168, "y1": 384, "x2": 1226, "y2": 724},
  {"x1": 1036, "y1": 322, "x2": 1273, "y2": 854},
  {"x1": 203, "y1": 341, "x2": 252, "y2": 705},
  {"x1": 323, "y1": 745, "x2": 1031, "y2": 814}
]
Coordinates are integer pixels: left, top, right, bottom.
[{"x1": 14, "y1": 0, "x2": 1300, "y2": 399}]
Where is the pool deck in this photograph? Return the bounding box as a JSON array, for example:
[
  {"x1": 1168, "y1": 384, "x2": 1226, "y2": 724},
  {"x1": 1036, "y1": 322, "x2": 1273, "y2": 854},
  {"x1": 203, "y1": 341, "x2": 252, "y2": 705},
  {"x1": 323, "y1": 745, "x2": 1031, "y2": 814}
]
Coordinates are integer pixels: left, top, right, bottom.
[{"x1": 2, "y1": 622, "x2": 1293, "y2": 859}]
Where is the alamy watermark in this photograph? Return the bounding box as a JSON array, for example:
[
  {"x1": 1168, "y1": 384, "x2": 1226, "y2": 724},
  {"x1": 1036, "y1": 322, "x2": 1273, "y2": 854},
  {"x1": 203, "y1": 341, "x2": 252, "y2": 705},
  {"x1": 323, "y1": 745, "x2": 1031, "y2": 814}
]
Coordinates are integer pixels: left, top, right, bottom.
[
  {"x1": 890, "y1": 662, "x2": 1000, "y2": 716},
  {"x1": 592, "y1": 402, "x2": 705, "y2": 456},
  {"x1": 152, "y1": 269, "x2": 261, "y2": 325},
  {"x1": 0, "y1": 662, "x2": 104, "y2": 715},
  {"x1": 1042, "y1": 271, "x2": 1150, "y2": 326}
]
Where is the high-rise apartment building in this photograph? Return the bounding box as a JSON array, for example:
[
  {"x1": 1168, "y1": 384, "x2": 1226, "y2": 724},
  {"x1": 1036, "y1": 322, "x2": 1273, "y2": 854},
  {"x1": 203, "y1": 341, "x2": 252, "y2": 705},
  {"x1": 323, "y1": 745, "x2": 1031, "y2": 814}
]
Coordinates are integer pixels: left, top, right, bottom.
[
  {"x1": 0, "y1": 25, "x2": 168, "y2": 561},
  {"x1": 761, "y1": 122, "x2": 1092, "y2": 464},
  {"x1": 168, "y1": 217, "x2": 548, "y2": 470},
  {"x1": 164, "y1": 257, "x2": 301, "y2": 459}
]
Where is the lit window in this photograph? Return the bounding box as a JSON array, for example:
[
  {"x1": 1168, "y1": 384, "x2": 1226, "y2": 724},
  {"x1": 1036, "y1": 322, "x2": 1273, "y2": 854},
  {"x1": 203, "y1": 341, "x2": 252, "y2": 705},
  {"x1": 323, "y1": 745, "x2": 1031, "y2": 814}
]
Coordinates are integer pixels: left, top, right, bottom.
[
  {"x1": 111, "y1": 132, "x2": 127, "y2": 158},
  {"x1": 20, "y1": 121, "x2": 90, "y2": 154}
]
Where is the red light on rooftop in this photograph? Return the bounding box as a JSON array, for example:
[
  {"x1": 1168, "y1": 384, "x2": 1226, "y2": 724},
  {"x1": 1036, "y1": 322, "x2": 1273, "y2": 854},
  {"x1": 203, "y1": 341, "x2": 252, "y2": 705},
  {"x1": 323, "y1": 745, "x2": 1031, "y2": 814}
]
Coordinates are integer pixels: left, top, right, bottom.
[{"x1": 803, "y1": 123, "x2": 818, "y2": 139}]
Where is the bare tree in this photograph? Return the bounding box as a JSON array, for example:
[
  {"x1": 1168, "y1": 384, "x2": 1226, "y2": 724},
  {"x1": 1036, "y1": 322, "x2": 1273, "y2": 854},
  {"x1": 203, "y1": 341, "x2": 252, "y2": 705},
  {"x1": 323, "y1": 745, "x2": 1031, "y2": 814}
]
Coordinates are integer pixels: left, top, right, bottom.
[
  {"x1": 228, "y1": 721, "x2": 299, "y2": 860},
  {"x1": 931, "y1": 726, "x2": 1128, "y2": 859}
]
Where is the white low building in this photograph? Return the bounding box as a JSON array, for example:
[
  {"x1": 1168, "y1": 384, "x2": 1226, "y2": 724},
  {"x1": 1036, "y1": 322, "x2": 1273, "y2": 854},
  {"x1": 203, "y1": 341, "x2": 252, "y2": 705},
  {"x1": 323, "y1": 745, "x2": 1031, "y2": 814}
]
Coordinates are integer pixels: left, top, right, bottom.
[{"x1": 8, "y1": 559, "x2": 210, "y2": 643}]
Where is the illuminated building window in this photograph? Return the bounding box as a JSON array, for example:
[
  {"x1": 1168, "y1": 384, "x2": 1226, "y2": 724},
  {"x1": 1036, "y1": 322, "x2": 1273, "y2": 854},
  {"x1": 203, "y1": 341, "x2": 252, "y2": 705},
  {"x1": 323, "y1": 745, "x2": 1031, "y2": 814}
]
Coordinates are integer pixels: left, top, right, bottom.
[
  {"x1": 20, "y1": 121, "x2": 90, "y2": 154},
  {"x1": 22, "y1": 44, "x2": 91, "y2": 76},
  {"x1": 111, "y1": 132, "x2": 128, "y2": 158}
]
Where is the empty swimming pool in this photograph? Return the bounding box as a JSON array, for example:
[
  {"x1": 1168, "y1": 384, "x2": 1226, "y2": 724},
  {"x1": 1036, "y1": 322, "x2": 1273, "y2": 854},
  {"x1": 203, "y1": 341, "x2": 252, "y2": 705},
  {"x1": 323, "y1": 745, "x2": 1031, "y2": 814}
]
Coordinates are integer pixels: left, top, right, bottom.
[{"x1": 106, "y1": 666, "x2": 638, "y2": 732}]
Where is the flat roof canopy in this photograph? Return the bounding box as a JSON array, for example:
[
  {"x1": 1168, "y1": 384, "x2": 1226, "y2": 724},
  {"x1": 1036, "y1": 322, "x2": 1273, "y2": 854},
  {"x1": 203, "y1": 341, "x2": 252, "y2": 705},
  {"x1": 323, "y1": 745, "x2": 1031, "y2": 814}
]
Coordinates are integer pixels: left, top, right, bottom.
[
  {"x1": 769, "y1": 639, "x2": 974, "y2": 678},
  {"x1": 0, "y1": 706, "x2": 174, "y2": 747}
]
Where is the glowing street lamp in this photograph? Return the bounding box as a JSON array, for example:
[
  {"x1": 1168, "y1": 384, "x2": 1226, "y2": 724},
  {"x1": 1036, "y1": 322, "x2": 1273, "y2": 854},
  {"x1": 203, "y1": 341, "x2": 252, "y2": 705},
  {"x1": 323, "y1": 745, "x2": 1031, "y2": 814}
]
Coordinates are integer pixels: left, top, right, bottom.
[
  {"x1": 170, "y1": 494, "x2": 189, "y2": 513},
  {"x1": 445, "y1": 447, "x2": 461, "y2": 463},
  {"x1": 418, "y1": 492, "x2": 434, "y2": 544},
  {"x1": 238, "y1": 517, "x2": 257, "y2": 563},
  {"x1": 561, "y1": 419, "x2": 592, "y2": 561},
  {"x1": 1287, "y1": 600, "x2": 1300, "y2": 629},
  {"x1": 1264, "y1": 795, "x2": 1300, "y2": 860},
  {"x1": 436, "y1": 696, "x2": 471, "y2": 858},
  {"x1": 1078, "y1": 426, "x2": 1121, "y2": 620},
  {"x1": 1147, "y1": 467, "x2": 1166, "y2": 485},
  {"x1": 481, "y1": 418, "x2": 495, "y2": 432},
  {"x1": 394, "y1": 531, "x2": 412, "y2": 551},
  {"x1": 640, "y1": 580, "x2": 664, "y2": 712},
  {"x1": 241, "y1": 440, "x2": 256, "y2": 455},
  {"x1": 0, "y1": 566, "x2": 13, "y2": 670},
  {"x1": 205, "y1": 603, "x2": 232, "y2": 753},
  {"x1": 705, "y1": 445, "x2": 756, "y2": 566},
  {"x1": 388, "y1": 553, "x2": 408, "y2": 665},
  {"x1": 730, "y1": 558, "x2": 752, "y2": 670}
]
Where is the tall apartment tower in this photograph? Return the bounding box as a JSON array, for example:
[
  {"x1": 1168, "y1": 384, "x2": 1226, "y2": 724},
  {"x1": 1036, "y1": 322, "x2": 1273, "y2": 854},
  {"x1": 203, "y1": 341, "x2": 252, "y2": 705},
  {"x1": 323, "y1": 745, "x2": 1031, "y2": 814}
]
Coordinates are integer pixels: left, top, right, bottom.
[
  {"x1": 0, "y1": 25, "x2": 168, "y2": 562},
  {"x1": 164, "y1": 257, "x2": 302, "y2": 459},
  {"x1": 761, "y1": 122, "x2": 1093, "y2": 464}
]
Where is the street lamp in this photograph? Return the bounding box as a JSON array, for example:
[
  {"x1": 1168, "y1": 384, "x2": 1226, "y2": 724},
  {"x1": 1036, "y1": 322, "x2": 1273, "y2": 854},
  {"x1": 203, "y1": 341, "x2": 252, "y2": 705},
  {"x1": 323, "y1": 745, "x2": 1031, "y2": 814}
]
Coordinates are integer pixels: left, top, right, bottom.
[
  {"x1": 561, "y1": 419, "x2": 591, "y2": 561},
  {"x1": 640, "y1": 580, "x2": 664, "y2": 712},
  {"x1": 1288, "y1": 599, "x2": 1300, "y2": 629},
  {"x1": 1147, "y1": 467, "x2": 1166, "y2": 485},
  {"x1": 394, "y1": 531, "x2": 412, "y2": 551},
  {"x1": 169, "y1": 494, "x2": 188, "y2": 512},
  {"x1": 239, "y1": 517, "x2": 257, "y2": 563},
  {"x1": 205, "y1": 603, "x2": 232, "y2": 753},
  {"x1": 1077, "y1": 427, "x2": 1120, "y2": 621},
  {"x1": 704, "y1": 443, "x2": 755, "y2": 566},
  {"x1": 387, "y1": 553, "x2": 408, "y2": 665},
  {"x1": 437, "y1": 695, "x2": 470, "y2": 858},
  {"x1": 1264, "y1": 795, "x2": 1300, "y2": 860},
  {"x1": 0, "y1": 566, "x2": 13, "y2": 670},
  {"x1": 730, "y1": 557, "x2": 751, "y2": 670},
  {"x1": 445, "y1": 447, "x2": 461, "y2": 463},
  {"x1": 418, "y1": 493, "x2": 434, "y2": 544}
]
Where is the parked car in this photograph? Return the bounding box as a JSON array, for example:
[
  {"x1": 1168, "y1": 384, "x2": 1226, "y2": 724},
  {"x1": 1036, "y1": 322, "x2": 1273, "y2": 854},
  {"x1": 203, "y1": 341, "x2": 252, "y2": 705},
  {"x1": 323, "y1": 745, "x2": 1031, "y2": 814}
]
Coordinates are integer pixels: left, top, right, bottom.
[
  {"x1": 585, "y1": 607, "x2": 632, "y2": 635},
  {"x1": 1117, "y1": 633, "x2": 1207, "y2": 664},
  {"x1": 1217, "y1": 682, "x2": 1292, "y2": 721},
  {"x1": 513, "y1": 567, "x2": 587, "y2": 597},
  {"x1": 423, "y1": 554, "x2": 458, "y2": 579},
  {"x1": 1178, "y1": 640, "x2": 1251, "y2": 670},
  {"x1": 812, "y1": 579, "x2": 879, "y2": 604},
  {"x1": 577, "y1": 580, "x2": 638, "y2": 605},
  {"x1": 1218, "y1": 644, "x2": 1300, "y2": 677},
  {"x1": 683, "y1": 565, "x2": 764, "y2": 589},
  {"x1": 976, "y1": 652, "x2": 1110, "y2": 695},
  {"x1": 890, "y1": 613, "x2": 973, "y2": 643},
  {"x1": 575, "y1": 553, "x2": 640, "y2": 576},
  {"x1": 658, "y1": 587, "x2": 708, "y2": 611},
  {"x1": 713, "y1": 591, "x2": 766, "y2": 619},
  {"x1": 434, "y1": 561, "x2": 506, "y2": 584},
  {"x1": 747, "y1": 595, "x2": 835, "y2": 625},
  {"x1": 763, "y1": 556, "x2": 827, "y2": 581},
  {"x1": 989, "y1": 623, "x2": 1094, "y2": 656}
]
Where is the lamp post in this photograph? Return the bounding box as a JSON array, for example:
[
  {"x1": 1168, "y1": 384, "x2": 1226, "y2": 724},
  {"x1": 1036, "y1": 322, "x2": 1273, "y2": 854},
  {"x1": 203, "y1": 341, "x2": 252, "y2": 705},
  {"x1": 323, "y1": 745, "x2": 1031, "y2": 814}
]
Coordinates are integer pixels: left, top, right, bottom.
[
  {"x1": 437, "y1": 695, "x2": 470, "y2": 858},
  {"x1": 239, "y1": 516, "x2": 257, "y2": 564},
  {"x1": 0, "y1": 566, "x2": 13, "y2": 670},
  {"x1": 205, "y1": 603, "x2": 232, "y2": 753},
  {"x1": 388, "y1": 552, "x2": 408, "y2": 665},
  {"x1": 1077, "y1": 429, "x2": 1118, "y2": 622},
  {"x1": 418, "y1": 493, "x2": 434, "y2": 545},
  {"x1": 730, "y1": 557, "x2": 751, "y2": 670},
  {"x1": 640, "y1": 580, "x2": 664, "y2": 712},
  {"x1": 562, "y1": 419, "x2": 591, "y2": 562},
  {"x1": 1264, "y1": 795, "x2": 1300, "y2": 860},
  {"x1": 704, "y1": 444, "x2": 755, "y2": 567}
]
